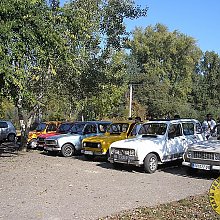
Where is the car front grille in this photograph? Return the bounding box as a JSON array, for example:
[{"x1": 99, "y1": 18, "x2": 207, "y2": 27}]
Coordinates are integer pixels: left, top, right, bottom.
[
  {"x1": 113, "y1": 148, "x2": 135, "y2": 156},
  {"x1": 192, "y1": 151, "x2": 215, "y2": 160},
  {"x1": 45, "y1": 140, "x2": 56, "y2": 146},
  {"x1": 84, "y1": 142, "x2": 99, "y2": 148},
  {"x1": 38, "y1": 137, "x2": 45, "y2": 144}
]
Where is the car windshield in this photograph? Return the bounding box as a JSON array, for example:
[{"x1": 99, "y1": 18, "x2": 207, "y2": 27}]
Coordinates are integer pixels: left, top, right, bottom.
[
  {"x1": 36, "y1": 123, "x2": 47, "y2": 132},
  {"x1": 107, "y1": 123, "x2": 129, "y2": 134},
  {"x1": 58, "y1": 123, "x2": 73, "y2": 133},
  {"x1": 70, "y1": 123, "x2": 86, "y2": 133},
  {"x1": 139, "y1": 123, "x2": 167, "y2": 135}
]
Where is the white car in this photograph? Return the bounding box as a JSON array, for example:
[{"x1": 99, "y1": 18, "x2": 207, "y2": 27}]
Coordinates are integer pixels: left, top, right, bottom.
[{"x1": 109, "y1": 119, "x2": 205, "y2": 173}]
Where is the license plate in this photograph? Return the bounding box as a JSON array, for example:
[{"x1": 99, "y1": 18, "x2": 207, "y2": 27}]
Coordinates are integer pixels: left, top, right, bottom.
[
  {"x1": 192, "y1": 163, "x2": 210, "y2": 170},
  {"x1": 84, "y1": 150, "x2": 93, "y2": 155},
  {"x1": 46, "y1": 147, "x2": 53, "y2": 151},
  {"x1": 116, "y1": 154, "x2": 128, "y2": 161}
]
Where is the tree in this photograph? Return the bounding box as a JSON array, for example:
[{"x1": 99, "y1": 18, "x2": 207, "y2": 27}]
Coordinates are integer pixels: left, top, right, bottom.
[
  {"x1": 126, "y1": 24, "x2": 202, "y2": 118},
  {"x1": 0, "y1": 0, "x2": 69, "y2": 149},
  {"x1": 190, "y1": 51, "x2": 220, "y2": 120}
]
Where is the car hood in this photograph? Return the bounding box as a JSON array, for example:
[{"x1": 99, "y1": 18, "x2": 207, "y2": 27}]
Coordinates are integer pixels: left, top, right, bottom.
[
  {"x1": 83, "y1": 134, "x2": 127, "y2": 143},
  {"x1": 38, "y1": 132, "x2": 58, "y2": 138},
  {"x1": 47, "y1": 133, "x2": 80, "y2": 140},
  {"x1": 110, "y1": 135, "x2": 164, "y2": 150},
  {"x1": 187, "y1": 140, "x2": 220, "y2": 153}
]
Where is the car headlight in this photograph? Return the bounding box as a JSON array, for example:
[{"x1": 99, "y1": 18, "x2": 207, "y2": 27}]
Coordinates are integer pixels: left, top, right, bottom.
[
  {"x1": 187, "y1": 151, "x2": 192, "y2": 158},
  {"x1": 97, "y1": 143, "x2": 101, "y2": 148},
  {"x1": 83, "y1": 142, "x2": 86, "y2": 147},
  {"x1": 130, "y1": 149, "x2": 135, "y2": 156},
  {"x1": 110, "y1": 148, "x2": 115, "y2": 154},
  {"x1": 115, "y1": 149, "x2": 119, "y2": 154},
  {"x1": 214, "y1": 153, "x2": 220, "y2": 160}
]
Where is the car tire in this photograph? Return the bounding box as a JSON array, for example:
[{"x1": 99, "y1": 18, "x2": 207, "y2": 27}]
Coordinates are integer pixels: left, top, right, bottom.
[
  {"x1": 144, "y1": 153, "x2": 158, "y2": 174},
  {"x1": 61, "y1": 143, "x2": 75, "y2": 157},
  {"x1": 7, "y1": 133, "x2": 16, "y2": 142},
  {"x1": 84, "y1": 154, "x2": 95, "y2": 161}
]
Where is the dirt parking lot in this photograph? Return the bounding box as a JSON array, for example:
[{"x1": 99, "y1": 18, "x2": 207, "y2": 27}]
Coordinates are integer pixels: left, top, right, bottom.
[{"x1": 0, "y1": 150, "x2": 218, "y2": 220}]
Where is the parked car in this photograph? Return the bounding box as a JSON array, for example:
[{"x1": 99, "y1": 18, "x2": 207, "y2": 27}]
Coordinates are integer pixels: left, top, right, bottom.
[
  {"x1": 0, "y1": 120, "x2": 17, "y2": 142},
  {"x1": 108, "y1": 119, "x2": 205, "y2": 173},
  {"x1": 28, "y1": 121, "x2": 62, "y2": 149},
  {"x1": 81, "y1": 122, "x2": 141, "y2": 160},
  {"x1": 182, "y1": 140, "x2": 220, "y2": 172},
  {"x1": 44, "y1": 121, "x2": 111, "y2": 157},
  {"x1": 37, "y1": 122, "x2": 75, "y2": 149},
  {"x1": 182, "y1": 123, "x2": 220, "y2": 172}
]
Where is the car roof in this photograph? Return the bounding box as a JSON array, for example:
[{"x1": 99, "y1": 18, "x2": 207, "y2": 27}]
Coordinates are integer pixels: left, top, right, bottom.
[
  {"x1": 145, "y1": 119, "x2": 200, "y2": 124},
  {"x1": 111, "y1": 121, "x2": 135, "y2": 124},
  {"x1": 85, "y1": 121, "x2": 111, "y2": 124}
]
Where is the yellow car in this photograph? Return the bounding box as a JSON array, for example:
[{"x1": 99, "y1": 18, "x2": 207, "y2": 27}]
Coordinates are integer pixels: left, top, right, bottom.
[{"x1": 82, "y1": 121, "x2": 141, "y2": 160}]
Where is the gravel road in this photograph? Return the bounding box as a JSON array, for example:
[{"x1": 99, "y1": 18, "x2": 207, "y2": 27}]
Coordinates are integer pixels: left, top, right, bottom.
[{"x1": 0, "y1": 151, "x2": 218, "y2": 220}]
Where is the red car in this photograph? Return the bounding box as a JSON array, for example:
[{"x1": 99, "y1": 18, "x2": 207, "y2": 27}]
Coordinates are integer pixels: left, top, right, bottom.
[{"x1": 37, "y1": 122, "x2": 75, "y2": 149}]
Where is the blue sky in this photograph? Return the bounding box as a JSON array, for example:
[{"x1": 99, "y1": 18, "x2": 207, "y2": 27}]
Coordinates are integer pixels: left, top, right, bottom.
[
  {"x1": 127, "y1": 0, "x2": 220, "y2": 55},
  {"x1": 60, "y1": 0, "x2": 220, "y2": 55}
]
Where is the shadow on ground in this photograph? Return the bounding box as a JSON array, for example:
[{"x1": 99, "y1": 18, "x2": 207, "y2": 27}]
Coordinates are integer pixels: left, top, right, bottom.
[{"x1": 36, "y1": 150, "x2": 219, "y2": 180}]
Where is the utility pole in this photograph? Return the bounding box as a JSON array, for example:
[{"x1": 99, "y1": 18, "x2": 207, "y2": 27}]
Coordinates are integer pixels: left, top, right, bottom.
[{"x1": 129, "y1": 84, "x2": 132, "y2": 118}]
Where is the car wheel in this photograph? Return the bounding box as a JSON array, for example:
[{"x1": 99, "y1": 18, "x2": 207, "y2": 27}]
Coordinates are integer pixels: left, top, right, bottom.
[
  {"x1": 29, "y1": 139, "x2": 37, "y2": 149},
  {"x1": 61, "y1": 144, "x2": 75, "y2": 157},
  {"x1": 7, "y1": 133, "x2": 16, "y2": 142},
  {"x1": 84, "y1": 154, "x2": 95, "y2": 161},
  {"x1": 144, "y1": 153, "x2": 158, "y2": 173}
]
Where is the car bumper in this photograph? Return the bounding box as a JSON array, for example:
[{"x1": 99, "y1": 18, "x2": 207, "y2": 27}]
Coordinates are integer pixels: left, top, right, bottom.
[
  {"x1": 81, "y1": 149, "x2": 107, "y2": 156},
  {"x1": 108, "y1": 156, "x2": 140, "y2": 166},
  {"x1": 44, "y1": 146, "x2": 60, "y2": 151},
  {"x1": 182, "y1": 161, "x2": 220, "y2": 171}
]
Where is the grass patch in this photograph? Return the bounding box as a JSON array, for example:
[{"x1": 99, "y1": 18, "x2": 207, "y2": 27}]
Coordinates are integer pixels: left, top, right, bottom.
[{"x1": 100, "y1": 193, "x2": 220, "y2": 220}]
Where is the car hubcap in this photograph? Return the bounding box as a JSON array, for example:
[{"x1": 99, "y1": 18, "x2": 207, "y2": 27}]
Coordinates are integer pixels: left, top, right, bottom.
[
  {"x1": 149, "y1": 157, "x2": 157, "y2": 171},
  {"x1": 64, "y1": 146, "x2": 72, "y2": 156},
  {"x1": 31, "y1": 141, "x2": 37, "y2": 148}
]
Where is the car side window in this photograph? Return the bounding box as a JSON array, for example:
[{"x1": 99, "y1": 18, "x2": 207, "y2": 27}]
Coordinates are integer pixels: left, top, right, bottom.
[
  {"x1": 98, "y1": 124, "x2": 108, "y2": 133},
  {"x1": 182, "y1": 123, "x2": 195, "y2": 135},
  {"x1": 0, "y1": 122, "x2": 8, "y2": 128},
  {"x1": 84, "y1": 124, "x2": 97, "y2": 134},
  {"x1": 47, "y1": 123, "x2": 57, "y2": 132},
  {"x1": 168, "y1": 124, "x2": 182, "y2": 138},
  {"x1": 130, "y1": 124, "x2": 141, "y2": 136},
  {"x1": 195, "y1": 122, "x2": 203, "y2": 134}
]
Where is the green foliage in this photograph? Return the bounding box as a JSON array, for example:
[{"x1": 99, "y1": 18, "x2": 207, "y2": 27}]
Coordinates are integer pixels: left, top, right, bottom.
[
  {"x1": 126, "y1": 24, "x2": 203, "y2": 118},
  {"x1": 0, "y1": 0, "x2": 219, "y2": 139}
]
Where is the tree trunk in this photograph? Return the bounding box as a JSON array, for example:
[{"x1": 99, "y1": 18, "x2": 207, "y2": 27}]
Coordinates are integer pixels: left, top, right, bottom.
[{"x1": 16, "y1": 95, "x2": 28, "y2": 151}]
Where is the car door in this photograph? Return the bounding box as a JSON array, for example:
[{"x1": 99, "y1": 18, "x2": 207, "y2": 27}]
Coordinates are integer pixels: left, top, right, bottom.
[
  {"x1": 182, "y1": 122, "x2": 204, "y2": 144},
  {"x1": 166, "y1": 123, "x2": 186, "y2": 160},
  {"x1": 82, "y1": 124, "x2": 97, "y2": 139}
]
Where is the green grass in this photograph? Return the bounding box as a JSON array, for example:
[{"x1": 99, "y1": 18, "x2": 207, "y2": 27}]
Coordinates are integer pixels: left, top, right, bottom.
[{"x1": 99, "y1": 193, "x2": 220, "y2": 220}]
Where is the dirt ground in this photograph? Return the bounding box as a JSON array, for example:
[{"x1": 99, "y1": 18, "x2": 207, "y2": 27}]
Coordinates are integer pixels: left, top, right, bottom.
[{"x1": 0, "y1": 150, "x2": 218, "y2": 220}]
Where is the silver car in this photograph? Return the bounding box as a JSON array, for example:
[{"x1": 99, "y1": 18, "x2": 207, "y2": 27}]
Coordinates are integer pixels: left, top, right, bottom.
[
  {"x1": 0, "y1": 120, "x2": 17, "y2": 142},
  {"x1": 182, "y1": 124, "x2": 220, "y2": 172},
  {"x1": 44, "y1": 121, "x2": 111, "y2": 157}
]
